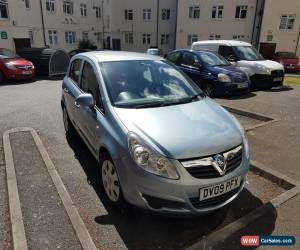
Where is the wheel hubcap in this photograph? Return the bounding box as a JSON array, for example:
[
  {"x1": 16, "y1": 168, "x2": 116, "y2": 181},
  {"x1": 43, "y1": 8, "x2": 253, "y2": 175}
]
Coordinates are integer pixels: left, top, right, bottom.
[{"x1": 102, "y1": 160, "x2": 120, "y2": 202}]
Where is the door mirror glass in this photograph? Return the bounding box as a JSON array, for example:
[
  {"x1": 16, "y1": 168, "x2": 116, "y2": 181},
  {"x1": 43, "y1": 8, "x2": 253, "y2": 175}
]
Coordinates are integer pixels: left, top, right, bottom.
[
  {"x1": 227, "y1": 55, "x2": 238, "y2": 62},
  {"x1": 75, "y1": 93, "x2": 95, "y2": 108}
]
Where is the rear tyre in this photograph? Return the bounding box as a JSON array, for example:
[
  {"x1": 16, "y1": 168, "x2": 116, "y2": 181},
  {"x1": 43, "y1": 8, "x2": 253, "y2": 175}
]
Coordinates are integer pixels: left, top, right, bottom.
[
  {"x1": 100, "y1": 154, "x2": 124, "y2": 207},
  {"x1": 202, "y1": 83, "x2": 216, "y2": 98},
  {"x1": 62, "y1": 105, "x2": 75, "y2": 137}
]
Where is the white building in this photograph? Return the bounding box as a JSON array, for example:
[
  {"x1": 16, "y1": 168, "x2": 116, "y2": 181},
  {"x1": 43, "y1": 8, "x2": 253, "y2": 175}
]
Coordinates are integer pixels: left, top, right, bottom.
[{"x1": 0, "y1": 0, "x2": 104, "y2": 52}]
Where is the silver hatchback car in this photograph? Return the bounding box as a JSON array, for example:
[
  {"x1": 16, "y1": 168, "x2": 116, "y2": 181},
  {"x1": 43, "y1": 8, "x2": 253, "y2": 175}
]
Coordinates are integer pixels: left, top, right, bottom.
[{"x1": 61, "y1": 51, "x2": 250, "y2": 215}]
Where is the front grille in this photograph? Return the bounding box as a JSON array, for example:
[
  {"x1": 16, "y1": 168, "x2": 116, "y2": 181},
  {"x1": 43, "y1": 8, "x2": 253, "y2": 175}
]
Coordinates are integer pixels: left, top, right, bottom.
[
  {"x1": 16, "y1": 65, "x2": 33, "y2": 70},
  {"x1": 271, "y1": 70, "x2": 284, "y2": 77},
  {"x1": 181, "y1": 145, "x2": 242, "y2": 179},
  {"x1": 190, "y1": 186, "x2": 241, "y2": 209}
]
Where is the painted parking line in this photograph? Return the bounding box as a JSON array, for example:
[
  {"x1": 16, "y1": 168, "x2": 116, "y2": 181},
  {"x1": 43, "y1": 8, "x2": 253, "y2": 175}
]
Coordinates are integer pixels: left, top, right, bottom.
[{"x1": 3, "y1": 127, "x2": 98, "y2": 250}]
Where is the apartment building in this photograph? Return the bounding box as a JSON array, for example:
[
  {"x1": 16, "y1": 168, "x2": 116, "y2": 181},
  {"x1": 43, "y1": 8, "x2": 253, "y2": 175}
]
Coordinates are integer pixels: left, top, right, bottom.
[
  {"x1": 257, "y1": 0, "x2": 300, "y2": 58},
  {"x1": 175, "y1": 0, "x2": 258, "y2": 48},
  {"x1": 104, "y1": 0, "x2": 177, "y2": 53},
  {"x1": 0, "y1": 0, "x2": 104, "y2": 52}
]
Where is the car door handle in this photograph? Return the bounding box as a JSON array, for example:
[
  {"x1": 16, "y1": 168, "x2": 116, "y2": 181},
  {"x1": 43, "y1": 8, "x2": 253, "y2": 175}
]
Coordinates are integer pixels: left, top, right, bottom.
[
  {"x1": 74, "y1": 101, "x2": 80, "y2": 108},
  {"x1": 63, "y1": 87, "x2": 69, "y2": 94}
]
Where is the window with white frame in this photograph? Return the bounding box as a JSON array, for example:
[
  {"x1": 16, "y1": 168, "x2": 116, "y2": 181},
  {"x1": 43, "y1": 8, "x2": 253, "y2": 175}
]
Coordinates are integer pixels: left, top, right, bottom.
[
  {"x1": 279, "y1": 14, "x2": 296, "y2": 30},
  {"x1": 187, "y1": 34, "x2": 198, "y2": 46},
  {"x1": 65, "y1": 31, "x2": 76, "y2": 44},
  {"x1": 161, "y1": 8, "x2": 170, "y2": 20},
  {"x1": 189, "y1": 6, "x2": 200, "y2": 19},
  {"x1": 209, "y1": 34, "x2": 221, "y2": 40},
  {"x1": 28, "y1": 30, "x2": 34, "y2": 44},
  {"x1": 25, "y1": 0, "x2": 30, "y2": 9},
  {"x1": 212, "y1": 5, "x2": 223, "y2": 19},
  {"x1": 46, "y1": 0, "x2": 55, "y2": 13},
  {"x1": 142, "y1": 33, "x2": 151, "y2": 45},
  {"x1": 96, "y1": 32, "x2": 102, "y2": 44},
  {"x1": 82, "y1": 31, "x2": 88, "y2": 41},
  {"x1": 143, "y1": 9, "x2": 151, "y2": 21},
  {"x1": 125, "y1": 32, "x2": 133, "y2": 44},
  {"x1": 80, "y1": 3, "x2": 87, "y2": 17},
  {"x1": 63, "y1": 1, "x2": 73, "y2": 15},
  {"x1": 95, "y1": 6, "x2": 101, "y2": 19},
  {"x1": 161, "y1": 33, "x2": 169, "y2": 45},
  {"x1": 48, "y1": 30, "x2": 58, "y2": 45},
  {"x1": 0, "y1": 0, "x2": 8, "y2": 19},
  {"x1": 125, "y1": 9, "x2": 133, "y2": 20},
  {"x1": 233, "y1": 34, "x2": 245, "y2": 39},
  {"x1": 235, "y1": 5, "x2": 247, "y2": 19}
]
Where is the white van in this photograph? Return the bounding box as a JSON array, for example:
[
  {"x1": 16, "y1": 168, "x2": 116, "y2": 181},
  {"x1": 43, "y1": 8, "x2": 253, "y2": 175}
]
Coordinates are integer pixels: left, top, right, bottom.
[{"x1": 191, "y1": 40, "x2": 284, "y2": 89}]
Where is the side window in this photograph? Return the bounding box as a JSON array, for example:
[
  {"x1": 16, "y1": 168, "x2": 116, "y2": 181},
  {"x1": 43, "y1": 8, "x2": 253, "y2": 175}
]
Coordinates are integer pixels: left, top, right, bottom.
[
  {"x1": 69, "y1": 59, "x2": 82, "y2": 86},
  {"x1": 182, "y1": 52, "x2": 198, "y2": 66},
  {"x1": 81, "y1": 62, "x2": 103, "y2": 109},
  {"x1": 219, "y1": 46, "x2": 236, "y2": 60},
  {"x1": 167, "y1": 51, "x2": 181, "y2": 64}
]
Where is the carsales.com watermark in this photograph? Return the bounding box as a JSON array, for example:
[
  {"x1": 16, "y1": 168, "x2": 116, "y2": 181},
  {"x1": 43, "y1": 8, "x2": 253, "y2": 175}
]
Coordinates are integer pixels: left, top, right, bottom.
[{"x1": 241, "y1": 236, "x2": 296, "y2": 246}]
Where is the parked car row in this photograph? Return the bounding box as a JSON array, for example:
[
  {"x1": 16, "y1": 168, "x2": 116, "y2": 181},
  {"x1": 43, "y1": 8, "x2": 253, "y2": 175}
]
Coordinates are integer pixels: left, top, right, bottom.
[{"x1": 161, "y1": 40, "x2": 286, "y2": 97}]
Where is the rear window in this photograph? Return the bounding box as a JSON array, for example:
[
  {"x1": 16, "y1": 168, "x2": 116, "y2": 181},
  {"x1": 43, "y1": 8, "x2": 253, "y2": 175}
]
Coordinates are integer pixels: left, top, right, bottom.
[{"x1": 276, "y1": 52, "x2": 298, "y2": 59}]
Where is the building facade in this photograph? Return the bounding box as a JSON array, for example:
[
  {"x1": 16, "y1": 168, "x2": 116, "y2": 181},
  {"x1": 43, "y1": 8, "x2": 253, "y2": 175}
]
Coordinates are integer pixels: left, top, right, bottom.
[
  {"x1": 175, "y1": 0, "x2": 258, "y2": 49},
  {"x1": 104, "y1": 0, "x2": 177, "y2": 53},
  {"x1": 0, "y1": 0, "x2": 104, "y2": 52}
]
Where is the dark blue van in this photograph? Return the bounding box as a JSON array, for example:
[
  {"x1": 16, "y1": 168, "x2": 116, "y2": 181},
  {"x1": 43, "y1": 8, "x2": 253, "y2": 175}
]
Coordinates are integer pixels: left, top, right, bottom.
[{"x1": 166, "y1": 49, "x2": 250, "y2": 97}]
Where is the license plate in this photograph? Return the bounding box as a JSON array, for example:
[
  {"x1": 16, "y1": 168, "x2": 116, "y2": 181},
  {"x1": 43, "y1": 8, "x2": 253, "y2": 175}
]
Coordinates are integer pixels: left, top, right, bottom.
[
  {"x1": 22, "y1": 70, "x2": 32, "y2": 75},
  {"x1": 199, "y1": 176, "x2": 242, "y2": 201},
  {"x1": 237, "y1": 82, "x2": 248, "y2": 89},
  {"x1": 273, "y1": 77, "x2": 283, "y2": 82},
  {"x1": 287, "y1": 65, "x2": 295, "y2": 69}
]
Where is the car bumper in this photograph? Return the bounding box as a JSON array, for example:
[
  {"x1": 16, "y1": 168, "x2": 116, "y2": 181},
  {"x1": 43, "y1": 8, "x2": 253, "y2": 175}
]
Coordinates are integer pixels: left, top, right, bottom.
[
  {"x1": 4, "y1": 69, "x2": 35, "y2": 80},
  {"x1": 215, "y1": 82, "x2": 249, "y2": 96},
  {"x1": 250, "y1": 71, "x2": 284, "y2": 89},
  {"x1": 116, "y1": 152, "x2": 250, "y2": 215}
]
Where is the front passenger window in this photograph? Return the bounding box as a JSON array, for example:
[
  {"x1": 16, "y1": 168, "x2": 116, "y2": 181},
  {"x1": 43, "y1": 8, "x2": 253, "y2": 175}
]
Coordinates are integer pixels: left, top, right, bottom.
[
  {"x1": 81, "y1": 62, "x2": 103, "y2": 109},
  {"x1": 69, "y1": 59, "x2": 82, "y2": 86}
]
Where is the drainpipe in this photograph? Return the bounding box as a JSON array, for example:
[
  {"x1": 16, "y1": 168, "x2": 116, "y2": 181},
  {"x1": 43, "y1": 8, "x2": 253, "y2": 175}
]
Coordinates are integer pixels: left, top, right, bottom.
[
  {"x1": 174, "y1": 0, "x2": 179, "y2": 49},
  {"x1": 295, "y1": 28, "x2": 300, "y2": 54},
  {"x1": 251, "y1": 0, "x2": 259, "y2": 45},
  {"x1": 156, "y1": 0, "x2": 160, "y2": 47},
  {"x1": 39, "y1": 0, "x2": 46, "y2": 47},
  {"x1": 101, "y1": 0, "x2": 105, "y2": 49}
]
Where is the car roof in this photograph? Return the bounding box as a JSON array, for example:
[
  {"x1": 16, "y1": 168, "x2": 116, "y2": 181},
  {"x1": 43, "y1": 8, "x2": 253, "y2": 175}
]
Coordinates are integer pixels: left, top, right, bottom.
[
  {"x1": 192, "y1": 40, "x2": 252, "y2": 47},
  {"x1": 78, "y1": 50, "x2": 163, "y2": 62},
  {"x1": 171, "y1": 49, "x2": 217, "y2": 54}
]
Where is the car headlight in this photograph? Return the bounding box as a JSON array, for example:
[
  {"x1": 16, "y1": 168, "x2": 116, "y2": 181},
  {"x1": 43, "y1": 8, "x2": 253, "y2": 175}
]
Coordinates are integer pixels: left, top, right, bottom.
[
  {"x1": 128, "y1": 132, "x2": 179, "y2": 180},
  {"x1": 4, "y1": 62, "x2": 16, "y2": 70},
  {"x1": 218, "y1": 73, "x2": 231, "y2": 83},
  {"x1": 255, "y1": 64, "x2": 271, "y2": 74}
]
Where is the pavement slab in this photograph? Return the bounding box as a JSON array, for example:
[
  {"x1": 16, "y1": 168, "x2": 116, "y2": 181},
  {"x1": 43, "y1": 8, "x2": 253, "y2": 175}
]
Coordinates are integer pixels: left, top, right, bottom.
[{"x1": 10, "y1": 131, "x2": 82, "y2": 250}]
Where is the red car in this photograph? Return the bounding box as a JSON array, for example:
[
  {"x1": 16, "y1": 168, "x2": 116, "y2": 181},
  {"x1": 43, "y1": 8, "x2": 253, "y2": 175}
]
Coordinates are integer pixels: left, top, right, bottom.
[
  {"x1": 0, "y1": 48, "x2": 35, "y2": 83},
  {"x1": 273, "y1": 51, "x2": 300, "y2": 73}
]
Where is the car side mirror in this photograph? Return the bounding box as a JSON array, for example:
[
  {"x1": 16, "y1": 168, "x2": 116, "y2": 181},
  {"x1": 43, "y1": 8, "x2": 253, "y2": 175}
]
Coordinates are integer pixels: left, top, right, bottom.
[
  {"x1": 75, "y1": 93, "x2": 95, "y2": 109},
  {"x1": 227, "y1": 55, "x2": 237, "y2": 62}
]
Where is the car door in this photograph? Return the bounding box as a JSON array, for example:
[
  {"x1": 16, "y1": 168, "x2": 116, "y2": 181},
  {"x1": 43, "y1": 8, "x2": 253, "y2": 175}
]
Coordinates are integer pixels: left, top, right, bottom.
[
  {"x1": 77, "y1": 59, "x2": 104, "y2": 152},
  {"x1": 62, "y1": 58, "x2": 83, "y2": 128},
  {"x1": 178, "y1": 52, "x2": 202, "y2": 84}
]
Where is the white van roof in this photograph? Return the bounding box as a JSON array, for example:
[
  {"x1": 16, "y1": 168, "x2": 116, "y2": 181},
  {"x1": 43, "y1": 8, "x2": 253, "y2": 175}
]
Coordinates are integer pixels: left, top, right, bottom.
[{"x1": 192, "y1": 40, "x2": 252, "y2": 47}]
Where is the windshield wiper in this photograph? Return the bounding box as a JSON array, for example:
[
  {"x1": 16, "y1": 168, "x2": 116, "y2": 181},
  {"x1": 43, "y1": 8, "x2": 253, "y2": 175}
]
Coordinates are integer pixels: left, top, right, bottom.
[{"x1": 188, "y1": 92, "x2": 205, "y2": 102}]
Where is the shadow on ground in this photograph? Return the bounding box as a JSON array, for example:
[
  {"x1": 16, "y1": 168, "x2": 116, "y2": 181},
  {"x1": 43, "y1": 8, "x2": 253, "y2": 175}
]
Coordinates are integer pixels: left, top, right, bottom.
[
  {"x1": 66, "y1": 134, "x2": 276, "y2": 250},
  {"x1": 220, "y1": 92, "x2": 256, "y2": 100}
]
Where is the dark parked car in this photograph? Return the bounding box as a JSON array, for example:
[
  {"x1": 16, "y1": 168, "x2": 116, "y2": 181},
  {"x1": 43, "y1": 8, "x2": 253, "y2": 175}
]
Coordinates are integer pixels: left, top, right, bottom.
[
  {"x1": 166, "y1": 49, "x2": 249, "y2": 97},
  {"x1": 273, "y1": 51, "x2": 300, "y2": 73}
]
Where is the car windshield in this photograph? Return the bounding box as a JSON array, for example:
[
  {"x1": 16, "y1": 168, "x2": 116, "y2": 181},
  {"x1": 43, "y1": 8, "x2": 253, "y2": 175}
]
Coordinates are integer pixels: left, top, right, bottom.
[
  {"x1": 197, "y1": 51, "x2": 230, "y2": 66},
  {"x1": 233, "y1": 46, "x2": 264, "y2": 61},
  {"x1": 100, "y1": 60, "x2": 204, "y2": 108},
  {"x1": 0, "y1": 49, "x2": 19, "y2": 59},
  {"x1": 147, "y1": 49, "x2": 159, "y2": 55},
  {"x1": 277, "y1": 52, "x2": 298, "y2": 59}
]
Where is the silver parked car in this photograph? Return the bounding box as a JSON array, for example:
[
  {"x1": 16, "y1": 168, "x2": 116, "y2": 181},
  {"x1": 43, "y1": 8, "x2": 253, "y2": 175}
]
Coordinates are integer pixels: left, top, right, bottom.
[{"x1": 61, "y1": 51, "x2": 250, "y2": 215}]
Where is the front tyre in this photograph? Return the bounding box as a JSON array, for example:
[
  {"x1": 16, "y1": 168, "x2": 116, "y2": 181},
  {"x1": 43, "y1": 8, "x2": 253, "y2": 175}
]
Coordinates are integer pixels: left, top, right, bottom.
[
  {"x1": 0, "y1": 71, "x2": 6, "y2": 83},
  {"x1": 101, "y1": 156, "x2": 124, "y2": 206},
  {"x1": 202, "y1": 83, "x2": 216, "y2": 98}
]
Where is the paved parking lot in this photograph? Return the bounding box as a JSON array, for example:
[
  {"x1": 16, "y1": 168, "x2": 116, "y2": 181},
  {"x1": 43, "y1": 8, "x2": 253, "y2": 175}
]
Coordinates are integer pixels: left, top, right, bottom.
[{"x1": 0, "y1": 80, "x2": 299, "y2": 249}]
